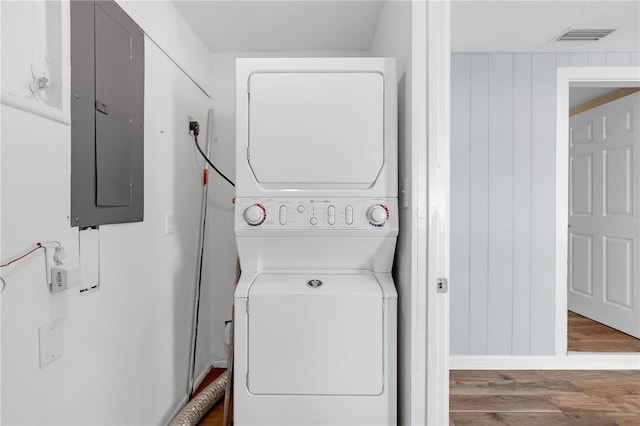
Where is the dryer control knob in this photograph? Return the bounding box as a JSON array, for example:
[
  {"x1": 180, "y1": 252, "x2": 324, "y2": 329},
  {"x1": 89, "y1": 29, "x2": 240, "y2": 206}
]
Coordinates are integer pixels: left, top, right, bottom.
[
  {"x1": 244, "y1": 204, "x2": 266, "y2": 226},
  {"x1": 367, "y1": 204, "x2": 389, "y2": 227}
]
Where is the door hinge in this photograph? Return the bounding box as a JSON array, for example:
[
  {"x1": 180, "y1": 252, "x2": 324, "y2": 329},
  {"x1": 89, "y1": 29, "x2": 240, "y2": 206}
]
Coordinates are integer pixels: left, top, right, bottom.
[{"x1": 437, "y1": 277, "x2": 448, "y2": 293}]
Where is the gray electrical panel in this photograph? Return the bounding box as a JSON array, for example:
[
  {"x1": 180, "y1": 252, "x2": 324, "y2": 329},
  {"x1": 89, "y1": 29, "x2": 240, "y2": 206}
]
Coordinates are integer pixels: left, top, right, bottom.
[{"x1": 70, "y1": 0, "x2": 144, "y2": 227}]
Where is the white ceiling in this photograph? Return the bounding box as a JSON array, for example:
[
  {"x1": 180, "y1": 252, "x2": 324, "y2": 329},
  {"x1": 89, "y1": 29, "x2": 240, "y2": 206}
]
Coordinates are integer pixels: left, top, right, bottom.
[
  {"x1": 173, "y1": 0, "x2": 640, "y2": 53},
  {"x1": 452, "y1": 0, "x2": 640, "y2": 52},
  {"x1": 173, "y1": 1, "x2": 384, "y2": 52}
]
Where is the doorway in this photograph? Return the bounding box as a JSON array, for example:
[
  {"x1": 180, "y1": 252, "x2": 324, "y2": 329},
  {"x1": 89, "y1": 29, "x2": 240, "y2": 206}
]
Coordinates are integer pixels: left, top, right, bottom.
[{"x1": 555, "y1": 66, "x2": 640, "y2": 357}]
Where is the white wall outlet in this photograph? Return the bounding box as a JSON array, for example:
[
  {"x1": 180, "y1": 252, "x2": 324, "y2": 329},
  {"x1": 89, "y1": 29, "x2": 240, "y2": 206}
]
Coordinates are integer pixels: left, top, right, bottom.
[
  {"x1": 39, "y1": 319, "x2": 63, "y2": 368},
  {"x1": 188, "y1": 115, "x2": 195, "y2": 133},
  {"x1": 165, "y1": 212, "x2": 175, "y2": 235}
]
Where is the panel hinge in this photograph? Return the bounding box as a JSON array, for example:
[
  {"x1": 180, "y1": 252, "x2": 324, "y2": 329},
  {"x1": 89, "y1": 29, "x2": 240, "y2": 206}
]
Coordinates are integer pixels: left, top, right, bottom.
[
  {"x1": 247, "y1": 147, "x2": 250, "y2": 161},
  {"x1": 247, "y1": 80, "x2": 250, "y2": 94},
  {"x1": 437, "y1": 277, "x2": 448, "y2": 293}
]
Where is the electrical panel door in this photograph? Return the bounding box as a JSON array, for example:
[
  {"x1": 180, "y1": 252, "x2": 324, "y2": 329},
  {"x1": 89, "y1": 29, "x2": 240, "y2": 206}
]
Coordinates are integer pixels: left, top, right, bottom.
[{"x1": 71, "y1": 1, "x2": 144, "y2": 227}]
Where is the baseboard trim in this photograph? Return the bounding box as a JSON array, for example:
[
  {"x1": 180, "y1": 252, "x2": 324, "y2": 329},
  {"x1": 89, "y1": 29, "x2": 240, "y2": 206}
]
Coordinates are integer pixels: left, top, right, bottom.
[
  {"x1": 161, "y1": 363, "x2": 215, "y2": 426},
  {"x1": 210, "y1": 358, "x2": 229, "y2": 368},
  {"x1": 162, "y1": 394, "x2": 187, "y2": 426},
  {"x1": 450, "y1": 354, "x2": 640, "y2": 370}
]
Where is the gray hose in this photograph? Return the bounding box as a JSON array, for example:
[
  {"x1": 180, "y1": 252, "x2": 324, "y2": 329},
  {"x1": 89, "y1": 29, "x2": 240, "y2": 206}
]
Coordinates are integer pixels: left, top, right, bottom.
[{"x1": 169, "y1": 371, "x2": 228, "y2": 426}]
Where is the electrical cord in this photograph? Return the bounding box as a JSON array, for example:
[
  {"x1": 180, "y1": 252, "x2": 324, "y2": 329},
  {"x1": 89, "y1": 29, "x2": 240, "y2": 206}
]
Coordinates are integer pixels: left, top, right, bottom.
[
  {"x1": 0, "y1": 244, "x2": 43, "y2": 268},
  {"x1": 0, "y1": 241, "x2": 65, "y2": 292},
  {"x1": 190, "y1": 121, "x2": 235, "y2": 188}
]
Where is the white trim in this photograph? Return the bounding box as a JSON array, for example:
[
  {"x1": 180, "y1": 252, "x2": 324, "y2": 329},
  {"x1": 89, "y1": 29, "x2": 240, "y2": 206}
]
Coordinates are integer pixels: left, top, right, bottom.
[
  {"x1": 1, "y1": 92, "x2": 70, "y2": 125},
  {"x1": 554, "y1": 66, "x2": 640, "y2": 357},
  {"x1": 410, "y1": 1, "x2": 428, "y2": 425},
  {"x1": 451, "y1": 354, "x2": 640, "y2": 370},
  {"x1": 425, "y1": 1, "x2": 451, "y2": 426},
  {"x1": 210, "y1": 359, "x2": 229, "y2": 369},
  {"x1": 162, "y1": 395, "x2": 187, "y2": 426},
  {"x1": 0, "y1": 1, "x2": 70, "y2": 125},
  {"x1": 161, "y1": 362, "x2": 224, "y2": 425}
]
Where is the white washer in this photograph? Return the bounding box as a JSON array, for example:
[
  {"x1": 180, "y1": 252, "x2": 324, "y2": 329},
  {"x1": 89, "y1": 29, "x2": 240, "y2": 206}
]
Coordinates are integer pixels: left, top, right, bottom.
[{"x1": 234, "y1": 58, "x2": 397, "y2": 425}]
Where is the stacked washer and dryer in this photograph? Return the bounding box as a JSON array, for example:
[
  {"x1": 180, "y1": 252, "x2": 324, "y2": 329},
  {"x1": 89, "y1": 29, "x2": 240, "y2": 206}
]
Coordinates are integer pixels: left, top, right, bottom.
[{"x1": 233, "y1": 58, "x2": 398, "y2": 425}]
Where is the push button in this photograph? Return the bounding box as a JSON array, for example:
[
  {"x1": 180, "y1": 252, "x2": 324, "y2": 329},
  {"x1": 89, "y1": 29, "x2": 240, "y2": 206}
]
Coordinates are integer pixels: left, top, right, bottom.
[
  {"x1": 328, "y1": 205, "x2": 335, "y2": 225},
  {"x1": 297, "y1": 205, "x2": 305, "y2": 213},
  {"x1": 279, "y1": 205, "x2": 287, "y2": 225},
  {"x1": 345, "y1": 205, "x2": 353, "y2": 225},
  {"x1": 310, "y1": 217, "x2": 318, "y2": 225}
]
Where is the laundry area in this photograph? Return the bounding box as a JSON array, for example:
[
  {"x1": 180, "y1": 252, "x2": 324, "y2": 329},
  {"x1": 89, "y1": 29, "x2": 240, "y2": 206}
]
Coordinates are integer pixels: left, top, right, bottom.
[{"x1": 0, "y1": 1, "x2": 449, "y2": 425}]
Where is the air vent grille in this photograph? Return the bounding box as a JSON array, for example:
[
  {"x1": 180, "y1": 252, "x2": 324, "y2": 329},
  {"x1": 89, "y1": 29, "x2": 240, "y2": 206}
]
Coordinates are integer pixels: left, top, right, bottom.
[{"x1": 556, "y1": 28, "x2": 616, "y2": 42}]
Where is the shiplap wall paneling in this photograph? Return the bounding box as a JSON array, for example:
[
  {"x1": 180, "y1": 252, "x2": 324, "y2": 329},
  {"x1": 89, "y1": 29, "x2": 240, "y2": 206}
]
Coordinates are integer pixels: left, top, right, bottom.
[
  {"x1": 570, "y1": 53, "x2": 588, "y2": 67},
  {"x1": 530, "y1": 53, "x2": 558, "y2": 355},
  {"x1": 450, "y1": 51, "x2": 640, "y2": 356},
  {"x1": 487, "y1": 54, "x2": 514, "y2": 354},
  {"x1": 557, "y1": 53, "x2": 570, "y2": 68},
  {"x1": 450, "y1": 54, "x2": 471, "y2": 355},
  {"x1": 512, "y1": 53, "x2": 533, "y2": 355},
  {"x1": 606, "y1": 52, "x2": 632, "y2": 66},
  {"x1": 588, "y1": 52, "x2": 606, "y2": 66},
  {"x1": 468, "y1": 54, "x2": 490, "y2": 354}
]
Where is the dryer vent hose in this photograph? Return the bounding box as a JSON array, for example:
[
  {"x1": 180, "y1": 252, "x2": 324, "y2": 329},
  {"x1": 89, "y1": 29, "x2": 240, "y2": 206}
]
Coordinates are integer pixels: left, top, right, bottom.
[{"x1": 169, "y1": 371, "x2": 228, "y2": 426}]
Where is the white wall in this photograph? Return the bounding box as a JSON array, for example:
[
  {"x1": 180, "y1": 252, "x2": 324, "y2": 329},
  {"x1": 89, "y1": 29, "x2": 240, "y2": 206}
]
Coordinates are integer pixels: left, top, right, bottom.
[
  {"x1": 117, "y1": 0, "x2": 213, "y2": 96},
  {"x1": 450, "y1": 51, "x2": 640, "y2": 356},
  {"x1": 370, "y1": 1, "x2": 412, "y2": 424},
  {"x1": 1, "y1": 3, "x2": 214, "y2": 424}
]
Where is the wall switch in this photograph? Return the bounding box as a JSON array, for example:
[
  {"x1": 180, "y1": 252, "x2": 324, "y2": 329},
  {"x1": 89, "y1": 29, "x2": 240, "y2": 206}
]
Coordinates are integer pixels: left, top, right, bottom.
[
  {"x1": 51, "y1": 265, "x2": 81, "y2": 292},
  {"x1": 39, "y1": 319, "x2": 63, "y2": 368},
  {"x1": 165, "y1": 212, "x2": 175, "y2": 235}
]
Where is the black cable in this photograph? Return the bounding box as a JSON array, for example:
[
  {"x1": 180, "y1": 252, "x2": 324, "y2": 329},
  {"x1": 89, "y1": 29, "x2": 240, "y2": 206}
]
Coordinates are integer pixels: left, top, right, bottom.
[{"x1": 190, "y1": 121, "x2": 235, "y2": 188}]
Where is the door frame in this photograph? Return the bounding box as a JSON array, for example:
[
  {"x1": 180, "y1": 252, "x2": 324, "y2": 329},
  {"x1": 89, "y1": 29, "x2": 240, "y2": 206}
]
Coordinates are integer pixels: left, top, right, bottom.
[
  {"x1": 410, "y1": 1, "x2": 450, "y2": 425},
  {"x1": 554, "y1": 66, "x2": 640, "y2": 356}
]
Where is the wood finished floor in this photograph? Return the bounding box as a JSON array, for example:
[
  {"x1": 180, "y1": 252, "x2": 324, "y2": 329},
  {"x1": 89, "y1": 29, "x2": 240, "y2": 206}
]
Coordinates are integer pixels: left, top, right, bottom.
[
  {"x1": 450, "y1": 370, "x2": 640, "y2": 426},
  {"x1": 196, "y1": 369, "x2": 640, "y2": 425},
  {"x1": 568, "y1": 311, "x2": 640, "y2": 352}
]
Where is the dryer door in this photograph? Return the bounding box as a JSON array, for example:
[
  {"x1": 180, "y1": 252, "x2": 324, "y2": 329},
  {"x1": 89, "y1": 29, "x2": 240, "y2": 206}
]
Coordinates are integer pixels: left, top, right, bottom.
[
  {"x1": 248, "y1": 72, "x2": 384, "y2": 187},
  {"x1": 247, "y1": 273, "x2": 384, "y2": 395}
]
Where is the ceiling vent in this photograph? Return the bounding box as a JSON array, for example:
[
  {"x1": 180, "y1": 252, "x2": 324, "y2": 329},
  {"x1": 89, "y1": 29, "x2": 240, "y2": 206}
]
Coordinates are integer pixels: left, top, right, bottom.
[{"x1": 555, "y1": 28, "x2": 616, "y2": 42}]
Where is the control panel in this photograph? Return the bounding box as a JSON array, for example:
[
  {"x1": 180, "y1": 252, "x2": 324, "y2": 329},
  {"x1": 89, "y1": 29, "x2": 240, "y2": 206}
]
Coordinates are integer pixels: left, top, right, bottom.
[{"x1": 235, "y1": 198, "x2": 398, "y2": 231}]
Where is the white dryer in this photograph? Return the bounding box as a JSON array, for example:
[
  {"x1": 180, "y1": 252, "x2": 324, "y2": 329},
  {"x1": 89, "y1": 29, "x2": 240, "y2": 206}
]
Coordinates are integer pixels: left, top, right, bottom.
[{"x1": 234, "y1": 58, "x2": 397, "y2": 425}]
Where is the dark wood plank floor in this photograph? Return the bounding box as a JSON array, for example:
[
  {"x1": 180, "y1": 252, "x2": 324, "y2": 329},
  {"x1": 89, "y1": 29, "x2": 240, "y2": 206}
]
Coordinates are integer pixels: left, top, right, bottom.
[
  {"x1": 450, "y1": 370, "x2": 640, "y2": 425},
  {"x1": 568, "y1": 310, "x2": 640, "y2": 352},
  {"x1": 196, "y1": 369, "x2": 640, "y2": 425}
]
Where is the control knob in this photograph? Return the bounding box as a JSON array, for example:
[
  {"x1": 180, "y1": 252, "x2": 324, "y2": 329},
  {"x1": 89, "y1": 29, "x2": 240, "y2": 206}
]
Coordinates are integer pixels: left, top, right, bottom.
[
  {"x1": 367, "y1": 204, "x2": 389, "y2": 227},
  {"x1": 244, "y1": 204, "x2": 266, "y2": 226}
]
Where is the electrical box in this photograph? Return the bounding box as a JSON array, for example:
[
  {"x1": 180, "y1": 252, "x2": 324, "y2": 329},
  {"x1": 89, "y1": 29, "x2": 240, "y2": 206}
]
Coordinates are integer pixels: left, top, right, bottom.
[
  {"x1": 70, "y1": 1, "x2": 144, "y2": 227},
  {"x1": 51, "y1": 265, "x2": 81, "y2": 292}
]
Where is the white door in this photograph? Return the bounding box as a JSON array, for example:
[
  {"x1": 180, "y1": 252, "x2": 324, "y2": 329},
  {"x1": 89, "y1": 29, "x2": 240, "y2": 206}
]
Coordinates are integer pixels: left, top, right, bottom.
[{"x1": 568, "y1": 91, "x2": 640, "y2": 338}]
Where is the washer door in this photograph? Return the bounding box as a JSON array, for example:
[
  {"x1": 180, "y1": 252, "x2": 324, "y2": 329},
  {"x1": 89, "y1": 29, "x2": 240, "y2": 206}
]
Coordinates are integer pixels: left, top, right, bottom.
[{"x1": 247, "y1": 273, "x2": 384, "y2": 395}]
